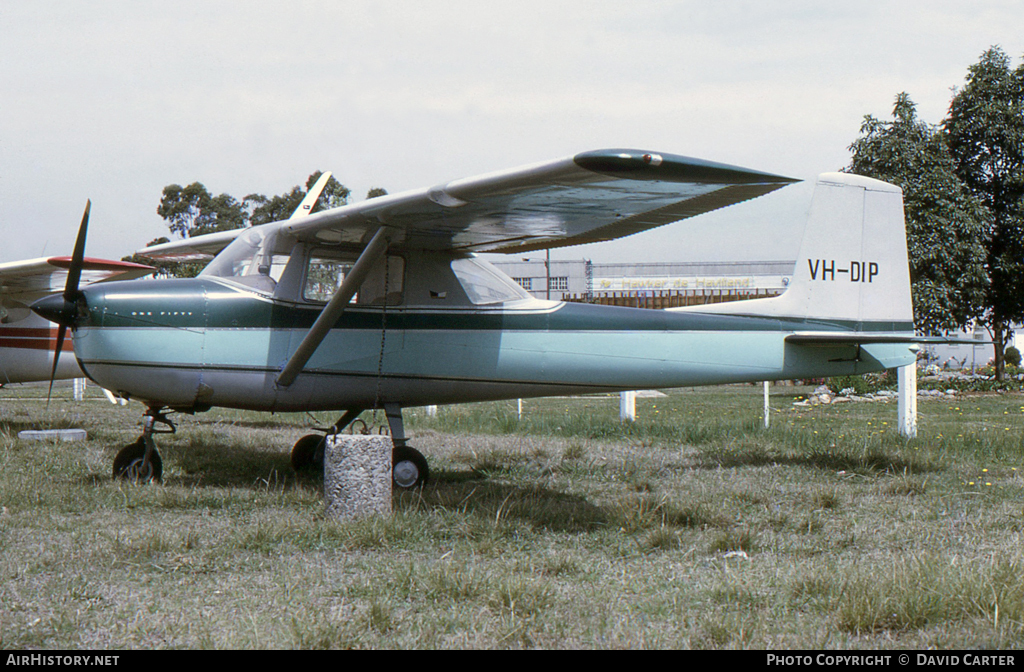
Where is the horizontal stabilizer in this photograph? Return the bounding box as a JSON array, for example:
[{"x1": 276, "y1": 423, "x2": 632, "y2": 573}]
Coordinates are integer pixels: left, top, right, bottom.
[{"x1": 786, "y1": 333, "x2": 991, "y2": 346}]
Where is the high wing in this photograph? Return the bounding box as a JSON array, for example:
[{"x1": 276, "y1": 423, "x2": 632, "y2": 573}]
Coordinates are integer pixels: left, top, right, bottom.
[
  {"x1": 286, "y1": 149, "x2": 798, "y2": 253},
  {"x1": 137, "y1": 151, "x2": 797, "y2": 261}
]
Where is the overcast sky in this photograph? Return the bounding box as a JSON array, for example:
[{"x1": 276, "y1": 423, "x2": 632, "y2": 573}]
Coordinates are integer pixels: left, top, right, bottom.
[{"x1": 3, "y1": 1, "x2": 1023, "y2": 266}]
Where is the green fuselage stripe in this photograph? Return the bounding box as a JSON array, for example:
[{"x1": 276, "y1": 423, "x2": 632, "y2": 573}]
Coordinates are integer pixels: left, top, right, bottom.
[{"x1": 88, "y1": 278, "x2": 913, "y2": 334}]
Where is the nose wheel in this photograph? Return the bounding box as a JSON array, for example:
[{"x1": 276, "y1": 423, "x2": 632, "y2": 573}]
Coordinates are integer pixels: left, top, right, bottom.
[
  {"x1": 112, "y1": 438, "x2": 163, "y2": 483},
  {"x1": 113, "y1": 408, "x2": 173, "y2": 484}
]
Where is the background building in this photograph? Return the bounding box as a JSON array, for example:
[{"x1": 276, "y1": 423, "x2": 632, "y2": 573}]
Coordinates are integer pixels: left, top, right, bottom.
[{"x1": 491, "y1": 257, "x2": 792, "y2": 307}]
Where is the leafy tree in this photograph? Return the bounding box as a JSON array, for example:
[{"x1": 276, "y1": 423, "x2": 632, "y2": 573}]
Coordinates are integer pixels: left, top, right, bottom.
[
  {"x1": 944, "y1": 46, "x2": 1024, "y2": 379},
  {"x1": 243, "y1": 188, "x2": 303, "y2": 227},
  {"x1": 154, "y1": 172, "x2": 359, "y2": 277},
  {"x1": 156, "y1": 182, "x2": 246, "y2": 238},
  {"x1": 316, "y1": 172, "x2": 352, "y2": 211},
  {"x1": 847, "y1": 92, "x2": 990, "y2": 335},
  {"x1": 246, "y1": 171, "x2": 351, "y2": 226},
  {"x1": 366, "y1": 187, "x2": 389, "y2": 199}
]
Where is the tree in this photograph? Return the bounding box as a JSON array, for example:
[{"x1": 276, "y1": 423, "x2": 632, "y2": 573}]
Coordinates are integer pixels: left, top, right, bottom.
[
  {"x1": 154, "y1": 172, "x2": 360, "y2": 277},
  {"x1": 944, "y1": 46, "x2": 1024, "y2": 379},
  {"x1": 246, "y1": 171, "x2": 351, "y2": 226},
  {"x1": 156, "y1": 182, "x2": 246, "y2": 238},
  {"x1": 121, "y1": 237, "x2": 206, "y2": 278},
  {"x1": 315, "y1": 172, "x2": 352, "y2": 211},
  {"x1": 847, "y1": 92, "x2": 990, "y2": 335}
]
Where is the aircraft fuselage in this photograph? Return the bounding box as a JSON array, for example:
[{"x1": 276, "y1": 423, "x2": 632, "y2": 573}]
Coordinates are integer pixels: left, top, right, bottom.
[{"x1": 71, "y1": 276, "x2": 913, "y2": 413}]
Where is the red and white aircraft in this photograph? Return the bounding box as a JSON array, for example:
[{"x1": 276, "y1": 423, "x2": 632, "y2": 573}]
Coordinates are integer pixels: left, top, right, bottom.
[{"x1": 0, "y1": 253, "x2": 154, "y2": 386}]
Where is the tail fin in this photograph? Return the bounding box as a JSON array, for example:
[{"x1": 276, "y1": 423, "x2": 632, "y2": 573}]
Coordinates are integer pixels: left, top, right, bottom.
[{"x1": 686, "y1": 172, "x2": 914, "y2": 330}]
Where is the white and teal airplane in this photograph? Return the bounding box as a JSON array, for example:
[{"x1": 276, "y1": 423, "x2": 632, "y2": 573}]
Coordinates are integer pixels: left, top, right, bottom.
[{"x1": 32, "y1": 149, "x2": 919, "y2": 487}]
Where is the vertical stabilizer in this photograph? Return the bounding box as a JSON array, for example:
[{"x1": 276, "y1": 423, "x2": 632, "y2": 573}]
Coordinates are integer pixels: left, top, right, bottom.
[{"x1": 679, "y1": 172, "x2": 914, "y2": 329}]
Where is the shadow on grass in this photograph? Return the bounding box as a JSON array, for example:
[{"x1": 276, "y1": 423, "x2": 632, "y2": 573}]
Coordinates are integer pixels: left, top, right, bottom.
[
  {"x1": 125, "y1": 439, "x2": 299, "y2": 489},
  {"x1": 400, "y1": 469, "x2": 609, "y2": 533},
  {"x1": 124, "y1": 440, "x2": 609, "y2": 533},
  {"x1": 191, "y1": 417, "x2": 313, "y2": 430}
]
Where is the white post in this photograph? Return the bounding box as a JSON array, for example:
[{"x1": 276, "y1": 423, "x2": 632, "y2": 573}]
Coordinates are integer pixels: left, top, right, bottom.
[
  {"x1": 517, "y1": 398, "x2": 522, "y2": 420},
  {"x1": 103, "y1": 388, "x2": 127, "y2": 405},
  {"x1": 620, "y1": 390, "x2": 636, "y2": 422},
  {"x1": 73, "y1": 378, "x2": 86, "y2": 401},
  {"x1": 425, "y1": 405, "x2": 437, "y2": 417},
  {"x1": 763, "y1": 381, "x2": 770, "y2": 429},
  {"x1": 898, "y1": 363, "x2": 917, "y2": 438}
]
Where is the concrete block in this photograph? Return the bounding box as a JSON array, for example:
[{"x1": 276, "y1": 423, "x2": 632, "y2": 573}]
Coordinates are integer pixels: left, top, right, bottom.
[
  {"x1": 324, "y1": 434, "x2": 392, "y2": 520},
  {"x1": 18, "y1": 429, "x2": 87, "y2": 442}
]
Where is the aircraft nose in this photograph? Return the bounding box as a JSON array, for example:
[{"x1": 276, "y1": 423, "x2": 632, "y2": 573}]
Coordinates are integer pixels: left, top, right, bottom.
[{"x1": 31, "y1": 293, "x2": 78, "y2": 328}]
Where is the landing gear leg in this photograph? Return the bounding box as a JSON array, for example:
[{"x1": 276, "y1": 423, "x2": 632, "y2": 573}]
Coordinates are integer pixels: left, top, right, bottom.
[
  {"x1": 113, "y1": 408, "x2": 173, "y2": 483},
  {"x1": 291, "y1": 406, "x2": 430, "y2": 488},
  {"x1": 385, "y1": 404, "x2": 429, "y2": 489}
]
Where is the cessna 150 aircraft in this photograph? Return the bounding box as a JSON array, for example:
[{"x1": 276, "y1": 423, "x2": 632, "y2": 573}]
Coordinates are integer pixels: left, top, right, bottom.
[{"x1": 32, "y1": 149, "x2": 920, "y2": 488}]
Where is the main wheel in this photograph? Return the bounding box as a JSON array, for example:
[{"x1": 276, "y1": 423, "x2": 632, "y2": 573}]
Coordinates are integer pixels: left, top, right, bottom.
[
  {"x1": 392, "y1": 445, "x2": 429, "y2": 489},
  {"x1": 112, "y1": 439, "x2": 163, "y2": 483},
  {"x1": 291, "y1": 434, "x2": 325, "y2": 472}
]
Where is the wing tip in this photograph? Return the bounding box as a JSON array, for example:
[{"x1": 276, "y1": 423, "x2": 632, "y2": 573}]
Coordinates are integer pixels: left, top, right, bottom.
[{"x1": 573, "y1": 149, "x2": 799, "y2": 186}]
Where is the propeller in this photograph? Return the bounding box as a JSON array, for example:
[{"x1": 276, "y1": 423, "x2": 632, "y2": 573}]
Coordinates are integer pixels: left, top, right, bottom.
[{"x1": 31, "y1": 200, "x2": 91, "y2": 402}]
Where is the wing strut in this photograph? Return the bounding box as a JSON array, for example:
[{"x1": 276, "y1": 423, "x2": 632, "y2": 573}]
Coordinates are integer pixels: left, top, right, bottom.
[{"x1": 275, "y1": 226, "x2": 393, "y2": 388}]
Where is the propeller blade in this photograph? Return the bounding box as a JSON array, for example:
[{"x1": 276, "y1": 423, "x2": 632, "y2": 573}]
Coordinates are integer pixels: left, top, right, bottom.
[
  {"x1": 47, "y1": 325, "x2": 68, "y2": 406},
  {"x1": 64, "y1": 200, "x2": 91, "y2": 300},
  {"x1": 44, "y1": 200, "x2": 90, "y2": 406}
]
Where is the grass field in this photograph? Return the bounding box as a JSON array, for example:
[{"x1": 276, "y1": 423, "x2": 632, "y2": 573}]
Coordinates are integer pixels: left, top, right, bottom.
[{"x1": 2, "y1": 381, "x2": 1024, "y2": 649}]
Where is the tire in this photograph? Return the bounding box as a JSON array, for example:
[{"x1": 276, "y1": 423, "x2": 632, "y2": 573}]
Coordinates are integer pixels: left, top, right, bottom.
[
  {"x1": 112, "y1": 439, "x2": 163, "y2": 483},
  {"x1": 392, "y1": 445, "x2": 429, "y2": 489},
  {"x1": 291, "y1": 434, "x2": 325, "y2": 472}
]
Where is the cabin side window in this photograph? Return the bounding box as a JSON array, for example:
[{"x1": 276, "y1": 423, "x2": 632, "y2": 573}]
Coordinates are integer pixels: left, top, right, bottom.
[
  {"x1": 302, "y1": 249, "x2": 405, "y2": 305},
  {"x1": 303, "y1": 254, "x2": 353, "y2": 302},
  {"x1": 450, "y1": 257, "x2": 531, "y2": 305},
  {"x1": 358, "y1": 255, "x2": 405, "y2": 305}
]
